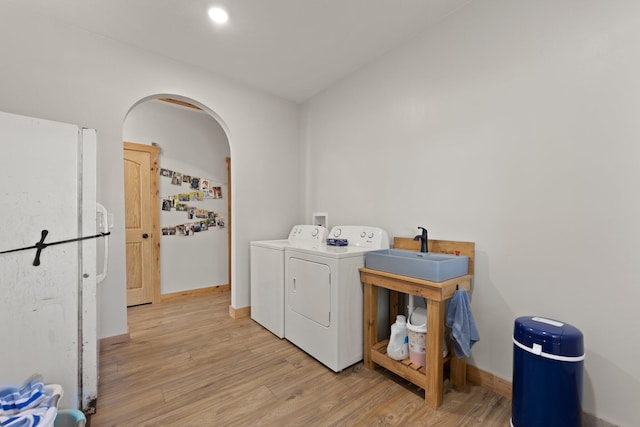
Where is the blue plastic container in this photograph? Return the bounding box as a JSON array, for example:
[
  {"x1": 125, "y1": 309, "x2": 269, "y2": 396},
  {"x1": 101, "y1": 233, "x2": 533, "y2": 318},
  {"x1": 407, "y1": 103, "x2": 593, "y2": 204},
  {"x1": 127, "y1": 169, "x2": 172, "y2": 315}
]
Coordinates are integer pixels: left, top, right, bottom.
[
  {"x1": 511, "y1": 316, "x2": 584, "y2": 427},
  {"x1": 54, "y1": 409, "x2": 86, "y2": 427}
]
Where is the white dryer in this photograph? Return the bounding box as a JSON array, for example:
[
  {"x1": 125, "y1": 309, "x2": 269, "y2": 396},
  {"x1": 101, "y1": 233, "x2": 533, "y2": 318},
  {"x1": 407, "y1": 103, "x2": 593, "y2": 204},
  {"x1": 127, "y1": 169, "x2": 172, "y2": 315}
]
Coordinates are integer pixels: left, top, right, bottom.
[
  {"x1": 284, "y1": 225, "x2": 389, "y2": 372},
  {"x1": 250, "y1": 225, "x2": 328, "y2": 338}
]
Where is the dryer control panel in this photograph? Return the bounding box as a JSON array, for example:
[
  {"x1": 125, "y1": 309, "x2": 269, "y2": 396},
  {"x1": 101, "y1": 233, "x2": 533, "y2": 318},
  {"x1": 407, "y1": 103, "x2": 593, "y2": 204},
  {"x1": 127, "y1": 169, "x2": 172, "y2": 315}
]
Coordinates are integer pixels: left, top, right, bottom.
[
  {"x1": 328, "y1": 225, "x2": 389, "y2": 248},
  {"x1": 288, "y1": 224, "x2": 329, "y2": 242}
]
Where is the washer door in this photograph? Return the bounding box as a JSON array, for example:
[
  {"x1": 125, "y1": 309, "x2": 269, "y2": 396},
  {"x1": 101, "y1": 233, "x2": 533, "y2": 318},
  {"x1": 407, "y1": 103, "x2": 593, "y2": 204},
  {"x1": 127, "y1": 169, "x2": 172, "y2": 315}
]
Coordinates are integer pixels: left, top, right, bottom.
[{"x1": 288, "y1": 257, "x2": 331, "y2": 327}]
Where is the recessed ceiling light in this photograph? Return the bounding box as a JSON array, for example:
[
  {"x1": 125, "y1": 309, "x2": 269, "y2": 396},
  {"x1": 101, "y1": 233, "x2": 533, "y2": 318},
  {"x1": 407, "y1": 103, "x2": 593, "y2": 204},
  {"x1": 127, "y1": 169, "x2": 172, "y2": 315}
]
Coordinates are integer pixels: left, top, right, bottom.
[{"x1": 208, "y1": 7, "x2": 229, "y2": 24}]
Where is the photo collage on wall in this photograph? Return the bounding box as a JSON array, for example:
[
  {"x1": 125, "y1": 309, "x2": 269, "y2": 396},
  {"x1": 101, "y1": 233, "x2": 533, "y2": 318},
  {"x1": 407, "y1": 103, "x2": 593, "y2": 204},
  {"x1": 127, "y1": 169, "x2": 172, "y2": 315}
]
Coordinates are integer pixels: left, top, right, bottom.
[{"x1": 160, "y1": 168, "x2": 225, "y2": 236}]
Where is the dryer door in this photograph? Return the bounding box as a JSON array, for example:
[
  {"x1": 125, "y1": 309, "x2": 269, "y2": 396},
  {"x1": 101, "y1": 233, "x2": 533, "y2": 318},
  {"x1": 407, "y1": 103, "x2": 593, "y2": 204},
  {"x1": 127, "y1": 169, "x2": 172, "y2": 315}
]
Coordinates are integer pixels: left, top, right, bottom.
[{"x1": 288, "y1": 257, "x2": 331, "y2": 327}]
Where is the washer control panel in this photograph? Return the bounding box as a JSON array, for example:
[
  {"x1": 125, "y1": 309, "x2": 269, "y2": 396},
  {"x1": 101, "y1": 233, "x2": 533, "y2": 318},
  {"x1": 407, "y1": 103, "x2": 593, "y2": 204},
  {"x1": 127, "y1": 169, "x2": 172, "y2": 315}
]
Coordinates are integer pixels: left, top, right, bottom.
[
  {"x1": 328, "y1": 225, "x2": 389, "y2": 248},
  {"x1": 288, "y1": 224, "x2": 329, "y2": 242}
]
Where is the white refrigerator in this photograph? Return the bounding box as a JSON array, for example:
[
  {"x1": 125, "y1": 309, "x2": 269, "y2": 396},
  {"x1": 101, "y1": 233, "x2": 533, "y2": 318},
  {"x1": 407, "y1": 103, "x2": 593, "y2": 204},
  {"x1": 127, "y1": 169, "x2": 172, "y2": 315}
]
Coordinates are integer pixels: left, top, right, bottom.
[{"x1": 0, "y1": 110, "x2": 107, "y2": 413}]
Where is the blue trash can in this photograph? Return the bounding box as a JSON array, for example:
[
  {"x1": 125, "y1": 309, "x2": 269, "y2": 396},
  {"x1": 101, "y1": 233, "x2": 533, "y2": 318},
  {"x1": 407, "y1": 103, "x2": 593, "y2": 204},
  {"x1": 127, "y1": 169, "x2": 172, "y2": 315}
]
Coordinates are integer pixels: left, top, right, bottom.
[{"x1": 511, "y1": 316, "x2": 584, "y2": 427}]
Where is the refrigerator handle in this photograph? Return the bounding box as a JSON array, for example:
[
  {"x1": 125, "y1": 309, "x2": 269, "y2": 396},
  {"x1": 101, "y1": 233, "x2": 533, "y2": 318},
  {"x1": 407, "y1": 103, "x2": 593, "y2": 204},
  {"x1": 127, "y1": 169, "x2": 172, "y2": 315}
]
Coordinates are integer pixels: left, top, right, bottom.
[{"x1": 96, "y1": 203, "x2": 109, "y2": 284}]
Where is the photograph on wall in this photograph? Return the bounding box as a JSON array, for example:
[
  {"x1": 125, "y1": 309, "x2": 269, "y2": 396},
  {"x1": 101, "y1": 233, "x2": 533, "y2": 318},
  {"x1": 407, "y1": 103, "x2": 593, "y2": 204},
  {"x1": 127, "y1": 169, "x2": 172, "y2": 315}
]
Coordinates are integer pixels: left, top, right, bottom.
[
  {"x1": 171, "y1": 172, "x2": 183, "y2": 185},
  {"x1": 193, "y1": 223, "x2": 202, "y2": 233},
  {"x1": 187, "y1": 207, "x2": 196, "y2": 219},
  {"x1": 190, "y1": 177, "x2": 200, "y2": 189},
  {"x1": 182, "y1": 175, "x2": 192, "y2": 184},
  {"x1": 200, "y1": 178, "x2": 210, "y2": 191},
  {"x1": 200, "y1": 221, "x2": 208, "y2": 231},
  {"x1": 160, "y1": 168, "x2": 173, "y2": 177},
  {"x1": 162, "y1": 227, "x2": 176, "y2": 235},
  {"x1": 195, "y1": 208, "x2": 208, "y2": 219},
  {"x1": 184, "y1": 223, "x2": 194, "y2": 236},
  {"x1": 176, "y1": 203, "x2": 188, "y2": 211},
  {"x1": 215, "y1": 214, "x2": 225, "y2": 228},
  {"x1": 213, "y1": 186, "x2": 223, "y2": 199},
  {"x1": 162, "y1": 199, "x2": 172, "y2": 211},
  {"x1": 176, "y1": 224, "x2": 186, "y2": 235},
  {"x1": 190, "y1": 191, "x2": 203, "y2": 201}
]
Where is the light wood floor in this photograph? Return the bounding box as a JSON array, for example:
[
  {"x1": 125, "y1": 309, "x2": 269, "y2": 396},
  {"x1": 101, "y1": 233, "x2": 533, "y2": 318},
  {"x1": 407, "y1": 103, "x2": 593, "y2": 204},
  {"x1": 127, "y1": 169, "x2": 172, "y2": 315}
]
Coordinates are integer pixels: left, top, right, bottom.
[{"x1": 91, "y1": 292, "x2": 511, "y2": 426}]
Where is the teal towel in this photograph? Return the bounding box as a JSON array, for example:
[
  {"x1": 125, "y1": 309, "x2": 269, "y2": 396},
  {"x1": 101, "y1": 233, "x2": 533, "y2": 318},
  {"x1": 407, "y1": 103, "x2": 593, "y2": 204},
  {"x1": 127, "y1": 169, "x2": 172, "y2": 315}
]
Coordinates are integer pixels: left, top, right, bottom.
[{"x1": 446, "y1": 289, "x2": 479, "y2": 358}]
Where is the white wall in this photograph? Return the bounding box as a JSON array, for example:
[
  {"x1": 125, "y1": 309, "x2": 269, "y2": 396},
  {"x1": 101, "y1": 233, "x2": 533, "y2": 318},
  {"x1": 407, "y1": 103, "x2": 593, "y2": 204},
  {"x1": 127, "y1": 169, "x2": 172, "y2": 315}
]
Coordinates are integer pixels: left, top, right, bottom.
[
  {"x1": 123, "y1": 100, "x2": 230, "y2": 293},
  {"x1": 0, "y1": 2, "x2": 302, "y2": 339},
  {"x1": 302, "y1": 0, "x2": 639, "y2": 425}
]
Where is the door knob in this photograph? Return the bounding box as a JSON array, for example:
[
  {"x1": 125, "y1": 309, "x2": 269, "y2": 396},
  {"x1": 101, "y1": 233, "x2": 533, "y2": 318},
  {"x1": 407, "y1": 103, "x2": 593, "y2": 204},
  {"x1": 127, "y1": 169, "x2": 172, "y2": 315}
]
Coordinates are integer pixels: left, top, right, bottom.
[{"x1": 142, "y1": 233, "x2": 149, "y2": 239}]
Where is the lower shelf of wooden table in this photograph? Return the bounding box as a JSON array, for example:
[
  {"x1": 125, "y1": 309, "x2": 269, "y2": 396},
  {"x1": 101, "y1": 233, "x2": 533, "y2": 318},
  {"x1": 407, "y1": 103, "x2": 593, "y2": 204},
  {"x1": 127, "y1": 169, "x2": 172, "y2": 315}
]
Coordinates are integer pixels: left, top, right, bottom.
[{"x1": 370, "y1": 339, "x2": 451, "y2": 392}]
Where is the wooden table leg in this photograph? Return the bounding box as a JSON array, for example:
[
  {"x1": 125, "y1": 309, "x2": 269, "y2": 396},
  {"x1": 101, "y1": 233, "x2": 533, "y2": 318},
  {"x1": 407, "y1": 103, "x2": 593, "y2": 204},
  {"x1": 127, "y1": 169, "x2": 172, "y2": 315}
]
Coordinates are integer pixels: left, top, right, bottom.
[
  {"x1": 450, "y1": 338, "x2": 467, "y2": 390},
  {"x1": 363, "y1": 282, "x2": 377, "y2": 369},
  {"x1": 425, "y1": 299, "x2": 445, "y2": 407}
]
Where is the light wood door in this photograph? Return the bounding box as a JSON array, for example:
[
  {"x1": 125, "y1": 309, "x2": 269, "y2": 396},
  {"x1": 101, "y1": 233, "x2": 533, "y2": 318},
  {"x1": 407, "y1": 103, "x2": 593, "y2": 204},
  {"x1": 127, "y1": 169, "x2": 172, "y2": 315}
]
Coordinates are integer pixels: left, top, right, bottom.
[{"x1": 123, "y1": 142, "x2": 160, "y2": 306}]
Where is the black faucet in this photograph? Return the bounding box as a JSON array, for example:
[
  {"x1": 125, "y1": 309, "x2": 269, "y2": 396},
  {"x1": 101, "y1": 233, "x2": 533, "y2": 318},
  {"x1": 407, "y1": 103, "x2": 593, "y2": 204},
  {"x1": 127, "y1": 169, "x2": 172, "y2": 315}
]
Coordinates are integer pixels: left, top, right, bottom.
[{"x1": 413, "y1": 227, "x2": 428, "y2": 253}]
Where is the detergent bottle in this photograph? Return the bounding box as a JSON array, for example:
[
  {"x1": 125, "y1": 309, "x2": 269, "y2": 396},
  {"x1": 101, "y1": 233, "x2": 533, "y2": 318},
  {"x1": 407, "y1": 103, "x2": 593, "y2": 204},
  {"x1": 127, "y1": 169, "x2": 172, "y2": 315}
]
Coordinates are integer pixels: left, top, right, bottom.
[{"x1": 387, "y1": 315, "x2": 409, "y2": 360}]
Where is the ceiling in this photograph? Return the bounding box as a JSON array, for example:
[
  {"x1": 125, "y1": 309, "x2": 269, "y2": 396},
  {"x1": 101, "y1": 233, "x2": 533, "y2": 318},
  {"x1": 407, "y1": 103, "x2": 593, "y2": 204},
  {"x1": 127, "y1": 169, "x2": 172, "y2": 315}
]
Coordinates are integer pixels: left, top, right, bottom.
[{"x1": 15, "y1": 0, "x2": 472, "y2": 103}]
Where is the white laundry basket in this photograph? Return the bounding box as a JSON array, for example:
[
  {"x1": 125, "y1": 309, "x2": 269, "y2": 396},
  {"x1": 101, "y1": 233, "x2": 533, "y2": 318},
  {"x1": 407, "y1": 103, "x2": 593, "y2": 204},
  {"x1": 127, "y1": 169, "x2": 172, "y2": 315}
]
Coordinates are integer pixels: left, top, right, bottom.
[
  {"x1": 47, "y1": 384, "x2": 86, "y2": 427},
  {"x1": 47, "y1": 383, "x2": 64, "y2": 407}
]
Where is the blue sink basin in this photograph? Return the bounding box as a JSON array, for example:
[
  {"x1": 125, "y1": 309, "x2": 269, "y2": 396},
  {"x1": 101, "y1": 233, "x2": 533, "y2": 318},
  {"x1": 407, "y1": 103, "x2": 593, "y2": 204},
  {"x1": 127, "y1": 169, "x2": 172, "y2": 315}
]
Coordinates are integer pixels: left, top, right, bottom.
[{"x1": 365, "y1": 249, "x2": 469, "y2": 282}]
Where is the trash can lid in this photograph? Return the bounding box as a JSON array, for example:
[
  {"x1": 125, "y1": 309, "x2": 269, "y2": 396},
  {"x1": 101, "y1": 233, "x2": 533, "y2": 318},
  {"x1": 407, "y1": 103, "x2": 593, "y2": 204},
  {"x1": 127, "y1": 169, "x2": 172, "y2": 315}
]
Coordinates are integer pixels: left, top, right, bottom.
[{"x1": 514, "y1": 316, "x2": 584, "y2": 358}]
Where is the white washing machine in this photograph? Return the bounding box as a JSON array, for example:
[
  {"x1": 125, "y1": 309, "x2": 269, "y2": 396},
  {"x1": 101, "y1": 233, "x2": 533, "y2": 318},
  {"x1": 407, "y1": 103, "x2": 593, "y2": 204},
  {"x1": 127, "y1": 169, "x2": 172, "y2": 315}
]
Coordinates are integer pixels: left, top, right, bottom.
[
  {"x1": 284, "y1": 225, "x2": 389, "y2": 372},
  {"x1": 250, "y1": 225, "x2": 328, "y2": 338}
]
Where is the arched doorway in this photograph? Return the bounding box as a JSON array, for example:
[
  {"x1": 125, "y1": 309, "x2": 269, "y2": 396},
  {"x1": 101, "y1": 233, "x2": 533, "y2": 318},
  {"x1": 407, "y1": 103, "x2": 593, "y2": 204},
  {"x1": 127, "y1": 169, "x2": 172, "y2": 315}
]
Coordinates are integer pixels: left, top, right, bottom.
[{"x1": 122, "y1": 95, "x2": 232, "y2": 309}]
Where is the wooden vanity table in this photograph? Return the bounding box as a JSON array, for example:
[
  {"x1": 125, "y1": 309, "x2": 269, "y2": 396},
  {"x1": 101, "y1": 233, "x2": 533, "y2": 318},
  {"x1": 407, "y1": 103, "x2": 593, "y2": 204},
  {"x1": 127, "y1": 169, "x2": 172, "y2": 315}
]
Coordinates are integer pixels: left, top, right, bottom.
[{"x1": 360, "y1": 238, "x2": 475, "y2": 408}]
